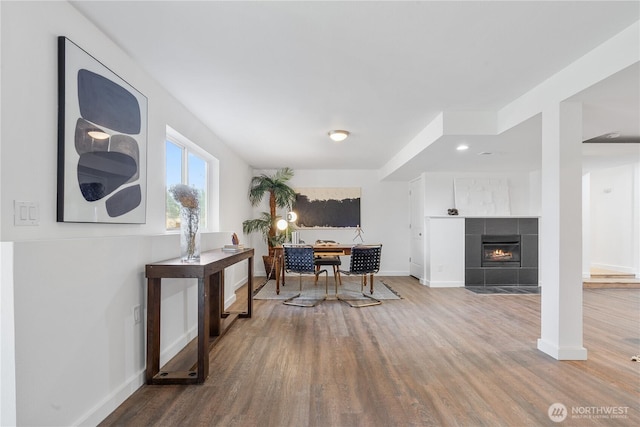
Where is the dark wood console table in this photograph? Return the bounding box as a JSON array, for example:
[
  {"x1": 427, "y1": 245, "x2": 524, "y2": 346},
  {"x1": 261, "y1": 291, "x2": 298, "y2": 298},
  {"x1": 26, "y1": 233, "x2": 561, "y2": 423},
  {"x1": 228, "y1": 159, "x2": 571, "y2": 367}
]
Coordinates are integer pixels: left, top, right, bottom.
[{"x1": 145, "y1": 247, "x2": 254, "y2": 385}]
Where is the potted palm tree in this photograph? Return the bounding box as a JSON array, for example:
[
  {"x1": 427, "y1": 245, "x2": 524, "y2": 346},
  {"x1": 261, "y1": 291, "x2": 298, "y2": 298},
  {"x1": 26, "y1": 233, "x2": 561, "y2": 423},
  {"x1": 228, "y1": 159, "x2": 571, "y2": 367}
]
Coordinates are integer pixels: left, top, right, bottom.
[{"x1": 242, "y1": 167, "x2": 297, "y2": 278}]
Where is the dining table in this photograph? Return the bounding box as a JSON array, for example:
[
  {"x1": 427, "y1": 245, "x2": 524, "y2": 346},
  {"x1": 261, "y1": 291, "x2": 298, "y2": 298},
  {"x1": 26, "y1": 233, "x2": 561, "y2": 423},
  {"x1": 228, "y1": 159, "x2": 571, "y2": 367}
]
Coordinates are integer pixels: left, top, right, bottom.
[{"x1": 273, "y1": 244, "x2": 354, "y2": 294}]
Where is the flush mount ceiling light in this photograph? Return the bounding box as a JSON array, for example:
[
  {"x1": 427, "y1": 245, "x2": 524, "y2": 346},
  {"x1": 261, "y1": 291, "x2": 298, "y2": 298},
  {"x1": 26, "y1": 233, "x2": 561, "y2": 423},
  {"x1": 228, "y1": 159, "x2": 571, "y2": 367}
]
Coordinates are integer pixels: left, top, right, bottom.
[
  {"x1": 328, "y1": 130, "x2": 350, "y2": 142},
  {"x1": 456, "y1": 144, "x2": 469, "y2": 151},
  {"x1": 87, "y1": 130, "x2": 110, "y2": 140}
]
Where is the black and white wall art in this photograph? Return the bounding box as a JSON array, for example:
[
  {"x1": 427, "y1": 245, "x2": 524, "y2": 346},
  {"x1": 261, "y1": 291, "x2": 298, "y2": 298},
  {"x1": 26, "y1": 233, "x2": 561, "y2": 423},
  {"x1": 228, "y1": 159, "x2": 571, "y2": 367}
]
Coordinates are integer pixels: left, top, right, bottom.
[
  {"x1": 294, "y1": 187, "x2": 361, "y2": 228},
  {"x1": 57, "y1": 37, "x2": 147, "y2": 223}
]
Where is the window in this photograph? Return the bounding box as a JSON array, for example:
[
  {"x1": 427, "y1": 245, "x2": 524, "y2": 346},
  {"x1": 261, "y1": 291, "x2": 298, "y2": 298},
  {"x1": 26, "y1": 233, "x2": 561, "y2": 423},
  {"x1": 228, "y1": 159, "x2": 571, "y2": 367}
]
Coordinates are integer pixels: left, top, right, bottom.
[{"x1": 165, "y1": 126, "x2": 219, "y2": 231}]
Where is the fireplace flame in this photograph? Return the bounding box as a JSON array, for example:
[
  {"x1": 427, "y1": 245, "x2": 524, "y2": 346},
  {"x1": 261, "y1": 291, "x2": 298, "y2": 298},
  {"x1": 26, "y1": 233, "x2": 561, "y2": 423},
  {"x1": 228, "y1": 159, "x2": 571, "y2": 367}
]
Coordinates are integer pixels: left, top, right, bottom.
[{"x1": 487, "y1": 249, "x2": 513, "y2": 260}]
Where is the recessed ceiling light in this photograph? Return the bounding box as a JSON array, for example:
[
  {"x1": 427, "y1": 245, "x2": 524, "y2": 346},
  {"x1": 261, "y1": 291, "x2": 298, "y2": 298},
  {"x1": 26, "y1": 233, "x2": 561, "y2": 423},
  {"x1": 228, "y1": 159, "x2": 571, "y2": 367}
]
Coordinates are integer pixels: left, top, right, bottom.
[
  {"x1": 328, "y1": 130, "x2": 350, "y2": 142},
  {"x1": 478, "y1": 152, "x2": 493, "y2": 155},
  {"x1": 456, "y1": 144, "x2": 469, "y2": 151}
]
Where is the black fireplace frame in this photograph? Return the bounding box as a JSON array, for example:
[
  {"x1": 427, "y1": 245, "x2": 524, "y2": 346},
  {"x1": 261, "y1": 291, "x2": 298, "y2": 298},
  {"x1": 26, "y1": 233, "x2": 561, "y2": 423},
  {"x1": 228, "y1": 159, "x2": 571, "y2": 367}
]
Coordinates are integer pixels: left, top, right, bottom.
[{"x1": 481, "y1": 234, "x2": 521, "y2": 267}]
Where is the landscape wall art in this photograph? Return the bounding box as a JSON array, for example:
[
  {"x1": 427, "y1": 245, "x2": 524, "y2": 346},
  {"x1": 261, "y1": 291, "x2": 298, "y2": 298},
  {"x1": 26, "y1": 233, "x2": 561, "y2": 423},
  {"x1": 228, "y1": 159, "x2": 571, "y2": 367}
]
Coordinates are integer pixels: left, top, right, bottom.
[{"x1": 294, "y1": 187, "x2": 361, "y2": 228}]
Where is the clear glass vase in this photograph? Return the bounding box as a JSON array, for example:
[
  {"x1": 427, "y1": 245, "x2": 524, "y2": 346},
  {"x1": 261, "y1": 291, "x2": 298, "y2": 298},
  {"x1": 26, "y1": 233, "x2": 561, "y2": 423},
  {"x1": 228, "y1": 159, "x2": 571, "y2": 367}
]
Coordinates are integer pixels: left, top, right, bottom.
[{"x1": 180, "y1": 206, "x2": 201, "y2": 262}]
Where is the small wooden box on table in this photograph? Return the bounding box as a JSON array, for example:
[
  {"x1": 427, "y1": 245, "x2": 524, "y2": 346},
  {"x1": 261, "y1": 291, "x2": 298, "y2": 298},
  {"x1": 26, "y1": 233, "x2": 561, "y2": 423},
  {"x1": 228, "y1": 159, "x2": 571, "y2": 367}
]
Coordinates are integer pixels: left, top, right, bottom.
[{"x1": 145, "y1": 247, "x2": 254, "y2": 385}]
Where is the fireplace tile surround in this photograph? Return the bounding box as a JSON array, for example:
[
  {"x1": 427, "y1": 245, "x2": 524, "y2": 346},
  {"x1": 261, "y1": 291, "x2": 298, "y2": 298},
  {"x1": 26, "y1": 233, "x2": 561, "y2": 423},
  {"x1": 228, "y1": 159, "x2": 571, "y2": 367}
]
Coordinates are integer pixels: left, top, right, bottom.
[{"x1": 465, "y1": 218, "x2": 538, "y2": 288}]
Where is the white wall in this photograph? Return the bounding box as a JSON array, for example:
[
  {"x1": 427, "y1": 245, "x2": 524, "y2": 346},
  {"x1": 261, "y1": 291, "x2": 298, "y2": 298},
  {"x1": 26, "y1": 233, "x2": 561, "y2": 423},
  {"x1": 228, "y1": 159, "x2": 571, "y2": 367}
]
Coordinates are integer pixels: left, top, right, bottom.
[
  {"x1": 1, "y1": 2, "x2": 252, "y2": 241},
  {"x1": 245, "y1": 169, "x2": 410, "y2": 276},
  {"x1": 589, "y1": 163, "x2": 639, "y2": 274},
  {"x1": 0, "y1": 4, "x2": 413, "y2": 424},
  {"x1": 528, "y1": 170, "x2": 542, "y2": 216},
  {"x1": 423, "y1": 171, "x2": 536, "y2": 217},
  {"x1": 0, "y1": 2, "x2": 253, "y2": 425}
]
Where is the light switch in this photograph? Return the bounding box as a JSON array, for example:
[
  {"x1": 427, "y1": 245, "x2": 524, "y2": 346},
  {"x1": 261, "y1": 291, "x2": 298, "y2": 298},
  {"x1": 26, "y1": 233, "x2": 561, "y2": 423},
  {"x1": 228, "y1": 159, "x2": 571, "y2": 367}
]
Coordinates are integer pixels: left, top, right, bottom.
[
  {"x1": 29, "y1": 205, "x2": 38, "y2": 221},
  {"x1": 14, "y1": 201, "x2": 39, "y2": 226}
]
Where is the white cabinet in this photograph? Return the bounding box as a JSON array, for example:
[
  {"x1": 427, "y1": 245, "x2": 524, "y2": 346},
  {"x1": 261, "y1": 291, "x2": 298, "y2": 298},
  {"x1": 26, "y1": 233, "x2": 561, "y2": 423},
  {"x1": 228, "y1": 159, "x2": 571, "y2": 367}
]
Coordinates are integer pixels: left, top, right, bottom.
[{"x1": 424, "y1": 217, "x2": 465, "y2": 287}]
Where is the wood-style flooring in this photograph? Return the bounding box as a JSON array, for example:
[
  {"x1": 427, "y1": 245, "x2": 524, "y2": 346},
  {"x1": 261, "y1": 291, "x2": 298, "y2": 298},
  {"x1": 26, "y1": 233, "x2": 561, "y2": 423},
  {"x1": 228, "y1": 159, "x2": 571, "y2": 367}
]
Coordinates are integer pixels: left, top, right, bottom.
[
  {"x1": 100, "y1": 277, "x2": 640, "y2": 426},
  {"x1": 584, "y1": 268, "x2": 640, "y2": 289}
]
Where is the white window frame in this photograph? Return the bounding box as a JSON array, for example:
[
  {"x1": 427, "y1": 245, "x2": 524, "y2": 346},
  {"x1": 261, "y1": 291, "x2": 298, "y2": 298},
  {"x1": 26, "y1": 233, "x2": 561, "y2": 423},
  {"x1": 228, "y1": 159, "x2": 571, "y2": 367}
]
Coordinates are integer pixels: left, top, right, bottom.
[{"x1": 165, "y1": 125, "x2": 219, "y2": 232}]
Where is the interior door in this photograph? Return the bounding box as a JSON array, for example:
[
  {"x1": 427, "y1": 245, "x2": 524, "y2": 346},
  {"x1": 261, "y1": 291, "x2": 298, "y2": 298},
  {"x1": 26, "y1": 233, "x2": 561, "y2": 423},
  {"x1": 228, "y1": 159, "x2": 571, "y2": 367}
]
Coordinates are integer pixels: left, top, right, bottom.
[{"x1": 409, "y1": 177, "x2": 424, "y2": 280}]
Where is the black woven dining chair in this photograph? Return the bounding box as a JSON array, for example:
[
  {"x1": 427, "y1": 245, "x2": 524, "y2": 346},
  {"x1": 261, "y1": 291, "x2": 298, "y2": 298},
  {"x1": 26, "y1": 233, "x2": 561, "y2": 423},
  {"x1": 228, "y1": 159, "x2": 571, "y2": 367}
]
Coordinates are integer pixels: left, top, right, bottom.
[
  {"x1": 337, "y1": 244, "x2": 382, "y2": 307},
  {"x1": 282, "y1": 244, "x2": 328, "y2": 307},
  {"x1": 314, "y1": 240, "x2": 343, "y2": 290}
]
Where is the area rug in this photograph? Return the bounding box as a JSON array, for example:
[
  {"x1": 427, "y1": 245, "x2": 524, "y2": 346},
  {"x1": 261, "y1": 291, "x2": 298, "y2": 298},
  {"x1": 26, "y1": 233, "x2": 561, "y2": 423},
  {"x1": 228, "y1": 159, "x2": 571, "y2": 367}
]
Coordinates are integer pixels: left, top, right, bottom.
[{"x1": 254, "y1": 277, "x2": 401, "y2": 300}]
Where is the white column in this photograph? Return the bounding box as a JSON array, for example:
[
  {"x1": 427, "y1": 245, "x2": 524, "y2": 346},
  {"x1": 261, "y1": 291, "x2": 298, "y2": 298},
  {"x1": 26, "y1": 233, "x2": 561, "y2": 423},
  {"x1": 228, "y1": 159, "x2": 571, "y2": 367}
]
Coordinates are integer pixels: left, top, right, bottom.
[
  {"x1": 0, "y1": 6, "x2": 18, "y2": 422},
  {"x1": 1, "y1": 243, "x2": 18, "y2": 426},
  {"x1": 537, "y1": 102, "x2": 588, "y2": 360},
  {"x1": 582, "y1": 173, "x2": 591, "y2": 279},
  {"x1": 634, "y1": 164, "x2": 640, "y2": 279}
]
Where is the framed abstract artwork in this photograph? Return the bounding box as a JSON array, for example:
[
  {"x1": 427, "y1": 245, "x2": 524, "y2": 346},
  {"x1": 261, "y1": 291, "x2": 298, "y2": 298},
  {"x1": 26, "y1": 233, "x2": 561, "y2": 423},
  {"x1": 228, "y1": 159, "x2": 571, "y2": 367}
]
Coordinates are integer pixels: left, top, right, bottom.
[
  {"x1": 294, "y1": 187, "x2": 361, "y2": 228},
  {"x1": 453, "y1": 177, "x2": 511, "y2": 216},
  {"x1": 57, "y1": 36, "x2": 148, "y2": 223}
]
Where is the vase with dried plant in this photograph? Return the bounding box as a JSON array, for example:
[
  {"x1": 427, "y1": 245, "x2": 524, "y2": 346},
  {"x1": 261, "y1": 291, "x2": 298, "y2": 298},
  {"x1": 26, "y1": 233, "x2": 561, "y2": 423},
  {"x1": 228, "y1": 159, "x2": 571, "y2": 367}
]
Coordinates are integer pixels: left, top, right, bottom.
[{"x1": 170, "y1": 184, "x2": 201, "y2": 263}]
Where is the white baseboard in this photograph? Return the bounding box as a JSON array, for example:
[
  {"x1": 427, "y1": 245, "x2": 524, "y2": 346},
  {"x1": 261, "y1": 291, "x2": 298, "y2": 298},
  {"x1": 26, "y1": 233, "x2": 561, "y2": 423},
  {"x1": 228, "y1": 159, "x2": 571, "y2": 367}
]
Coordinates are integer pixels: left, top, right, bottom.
[
  {"x1": 591, "y1": 263, "x2": 636, "y2": 275},
  {"x1": 537, "y1": 338, "x2": 588, "y2": 360},
  {"x1": 73, "y1": 370, "x2": 145, "y2": 426},
  {"x1": 76, "y1": 323, "x2": 199, "y2": 425},
  {"x1": 161, "y1": 326, "x2": 198, "y2": 366},
  {"x1": 225, "y1": 276, "x2": 250, "y2": 308},
  {"x1": 79, "y1": 275, "x2": 250, "y2": 426},
  {"x1": 425, "y1": 280, "x2": 464, "y2": 288},
  {"x1": 383, "y1": 270, "x2": 410, "y2": 276}
]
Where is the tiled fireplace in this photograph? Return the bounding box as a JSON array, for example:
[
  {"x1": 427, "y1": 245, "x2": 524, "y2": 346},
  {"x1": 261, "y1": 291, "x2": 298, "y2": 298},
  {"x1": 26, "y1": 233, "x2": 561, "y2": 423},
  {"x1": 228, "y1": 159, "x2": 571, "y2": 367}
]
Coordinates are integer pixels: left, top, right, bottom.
[{"x1": 465, "y1": 218, "x2": 538, "y2": 288}]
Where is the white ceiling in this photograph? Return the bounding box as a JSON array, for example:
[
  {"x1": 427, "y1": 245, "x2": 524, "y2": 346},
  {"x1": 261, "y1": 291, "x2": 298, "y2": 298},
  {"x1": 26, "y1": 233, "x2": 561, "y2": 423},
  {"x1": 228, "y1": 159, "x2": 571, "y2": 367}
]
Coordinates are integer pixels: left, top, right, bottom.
[{"x1": 71, "y1": 1, "x2": 640, "y2": 178}]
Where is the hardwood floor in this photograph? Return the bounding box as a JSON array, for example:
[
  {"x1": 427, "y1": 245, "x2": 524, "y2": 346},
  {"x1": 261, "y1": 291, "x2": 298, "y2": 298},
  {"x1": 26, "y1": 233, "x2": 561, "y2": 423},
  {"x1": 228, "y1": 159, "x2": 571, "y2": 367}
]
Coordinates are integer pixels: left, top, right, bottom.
[
  {"x1": 584, "y1": 268, "x2": 640, "y2": 289},
  {"x1": 100, "y1": 277, "x2": 640, "y2": 426}
]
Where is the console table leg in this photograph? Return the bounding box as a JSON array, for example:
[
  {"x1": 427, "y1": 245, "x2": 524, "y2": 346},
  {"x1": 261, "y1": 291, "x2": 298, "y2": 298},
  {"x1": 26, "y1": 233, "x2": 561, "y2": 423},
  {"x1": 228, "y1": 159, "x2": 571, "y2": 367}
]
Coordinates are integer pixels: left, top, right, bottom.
[
  {"x1": 146, "y1": 278, "x2": 161, "y2": 383},
  {"x1": 208, "y1": 273, "x2": 222, "y2": 336},
  {"x1": 275, "y1": 255, "x2": 281, "y2": 295},
  {"x1": 247, "y1": 256, "x2": 253, "y2": 317},
  {"x1": 197, "y1": 277, "x2": 210, "y2": 383}
]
